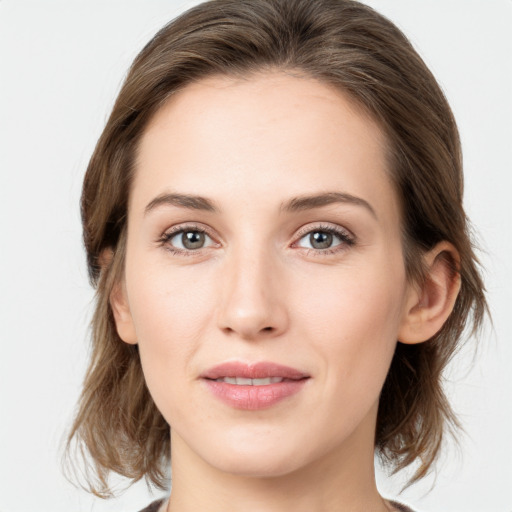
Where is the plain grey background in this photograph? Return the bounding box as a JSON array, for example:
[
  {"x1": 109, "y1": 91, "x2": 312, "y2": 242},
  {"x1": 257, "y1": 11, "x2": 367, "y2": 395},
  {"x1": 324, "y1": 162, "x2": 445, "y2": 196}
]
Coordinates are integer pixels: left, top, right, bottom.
[{"x1": 1, "y1": 1, "x2": 511, "y2": 511}]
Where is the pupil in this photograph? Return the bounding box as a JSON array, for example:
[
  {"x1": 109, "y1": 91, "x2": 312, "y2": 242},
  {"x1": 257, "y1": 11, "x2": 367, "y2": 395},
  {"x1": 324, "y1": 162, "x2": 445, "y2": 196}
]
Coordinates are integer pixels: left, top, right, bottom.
[
  {"x1": 182, "y1": 231, "x2": 205, "y2": 249},
  {"x1": 310, "y1": 231, "x2": 332, "y2": 249}
]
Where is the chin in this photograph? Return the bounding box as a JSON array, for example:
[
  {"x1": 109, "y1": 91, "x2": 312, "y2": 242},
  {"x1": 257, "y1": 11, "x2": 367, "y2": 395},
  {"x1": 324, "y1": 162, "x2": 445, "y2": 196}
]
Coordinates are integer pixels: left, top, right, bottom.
[
  {"x1": 183, "y1": 425, "x2": 310, "y2": 478},
  {"x1": 209, "y1": 448, "x2": 306, "y2": 478}
]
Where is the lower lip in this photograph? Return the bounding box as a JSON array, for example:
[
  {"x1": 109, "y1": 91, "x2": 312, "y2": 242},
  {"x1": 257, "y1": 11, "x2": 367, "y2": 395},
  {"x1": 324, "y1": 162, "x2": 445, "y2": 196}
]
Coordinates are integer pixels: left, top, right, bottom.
[{"x1": 203, "y1": 379, "x2": 308, "y2": 410}]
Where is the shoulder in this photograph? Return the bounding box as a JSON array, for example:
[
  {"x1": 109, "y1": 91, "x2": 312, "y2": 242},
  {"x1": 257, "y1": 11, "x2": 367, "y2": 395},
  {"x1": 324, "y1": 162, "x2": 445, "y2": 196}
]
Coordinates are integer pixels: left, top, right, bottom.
[{"x1": 137, "y1": 498, "x2": 166, "y2": 512}]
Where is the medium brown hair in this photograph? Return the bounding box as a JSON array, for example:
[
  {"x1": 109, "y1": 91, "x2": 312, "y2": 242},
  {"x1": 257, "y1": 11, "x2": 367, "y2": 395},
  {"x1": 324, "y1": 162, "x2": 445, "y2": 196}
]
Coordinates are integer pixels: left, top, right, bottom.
[{"x1": 67, "y1": 0, "x2": 487, "y2": 497}]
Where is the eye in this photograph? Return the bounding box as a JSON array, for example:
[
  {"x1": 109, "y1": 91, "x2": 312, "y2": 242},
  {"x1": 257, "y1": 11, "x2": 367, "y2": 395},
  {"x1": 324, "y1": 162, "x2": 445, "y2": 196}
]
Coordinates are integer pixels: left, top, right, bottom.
[
  {"x1": 160, "y1": 226, "x2": 216, "y2": 252},
  {"x1": 300, "y1": 231, "x2": 336, "y2": 250},
  {"x1": 294, "y1": 225, "x2": 355, "y2": 253}
]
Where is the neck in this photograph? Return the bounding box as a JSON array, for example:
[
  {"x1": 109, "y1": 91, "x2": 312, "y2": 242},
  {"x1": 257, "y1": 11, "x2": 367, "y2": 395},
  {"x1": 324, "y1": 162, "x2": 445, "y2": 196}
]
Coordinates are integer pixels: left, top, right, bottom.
[{"x1": 166, "y1": 404, "x2": 392, "y2": 512}]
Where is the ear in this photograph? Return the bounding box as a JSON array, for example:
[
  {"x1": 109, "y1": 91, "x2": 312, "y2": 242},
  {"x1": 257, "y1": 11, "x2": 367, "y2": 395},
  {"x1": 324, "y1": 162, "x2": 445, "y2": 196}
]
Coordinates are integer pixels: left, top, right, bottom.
[
  {"x1": 101, "y1": 247, "x2": 137, "y2": 345},
  {"x1": 110, "y1": 280, "x2": 138, "y2": 345},
  {"x1": 398, "y1": 241, "x2": 461, "y2": 344}
]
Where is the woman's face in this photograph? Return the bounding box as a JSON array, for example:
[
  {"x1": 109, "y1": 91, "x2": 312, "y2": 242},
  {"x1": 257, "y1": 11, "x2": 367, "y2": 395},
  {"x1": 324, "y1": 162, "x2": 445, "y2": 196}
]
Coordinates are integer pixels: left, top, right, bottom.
[{"x1": 114, "y1": 72, "x2": 417, "y2": 477}]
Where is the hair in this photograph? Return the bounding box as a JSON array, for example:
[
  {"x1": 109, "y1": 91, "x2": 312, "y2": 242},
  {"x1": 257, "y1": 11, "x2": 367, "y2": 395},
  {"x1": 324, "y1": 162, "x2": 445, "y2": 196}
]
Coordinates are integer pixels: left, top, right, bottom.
[{"x1": 66, "y1": 0, "x2": 487, "y2": 498}]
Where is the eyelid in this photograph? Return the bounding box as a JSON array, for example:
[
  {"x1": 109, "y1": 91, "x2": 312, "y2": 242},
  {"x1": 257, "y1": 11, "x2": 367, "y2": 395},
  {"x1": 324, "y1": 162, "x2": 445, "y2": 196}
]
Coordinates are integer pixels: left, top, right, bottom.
[
  {"x1": 291, "y1": 222, "x2": 356, "y2": 255},
  {"x1": 293, "y1": 222, "x2": 354, "y2": 241},
  {"x1": 158, "y1": 222, "x2": 220, "y2": 254}
]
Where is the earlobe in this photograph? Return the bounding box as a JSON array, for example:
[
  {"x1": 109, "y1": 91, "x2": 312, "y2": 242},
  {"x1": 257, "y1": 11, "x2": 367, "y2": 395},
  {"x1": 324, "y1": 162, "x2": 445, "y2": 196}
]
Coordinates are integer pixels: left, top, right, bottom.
[
  {"x1": 110, "y1": 280, "x2": 138, "y2": 345},
  {"x1": 398, "y1": 241, "x2": 461, "y2": 344}
]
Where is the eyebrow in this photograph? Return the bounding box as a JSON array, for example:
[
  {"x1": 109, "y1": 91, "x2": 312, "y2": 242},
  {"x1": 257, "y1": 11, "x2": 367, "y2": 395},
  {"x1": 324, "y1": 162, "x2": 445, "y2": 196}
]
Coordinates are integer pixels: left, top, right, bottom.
[
  {"x1": 281, "y1": 192, "x2": 377, "y2": 219},
  {"x1": 144, "y1": 191, "x2": 376, "y2": 219},
  {"x1": 145, "y1": 192, "x2": 219, "y2": 215}
]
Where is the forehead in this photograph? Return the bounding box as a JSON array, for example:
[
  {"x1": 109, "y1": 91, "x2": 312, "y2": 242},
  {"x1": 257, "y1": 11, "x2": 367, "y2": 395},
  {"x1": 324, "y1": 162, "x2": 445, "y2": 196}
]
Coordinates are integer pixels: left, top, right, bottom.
[
  {"x1": 133, "y1": 71, "x2": 399, "y2": 227},
  {"x1": 139, "y1": 71, "x2": 388, "y2": 162}
]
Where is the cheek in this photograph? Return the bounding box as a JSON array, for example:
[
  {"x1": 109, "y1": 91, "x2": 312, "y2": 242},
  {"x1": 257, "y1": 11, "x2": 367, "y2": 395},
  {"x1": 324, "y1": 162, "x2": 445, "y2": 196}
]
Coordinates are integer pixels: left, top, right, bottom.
[
  {"x1": 294, "y1": 255, "x2": 407, "y2": 388},
  {"x1": 126, "y1": 252, "x2": 217, "y2": 340},
  {"x1": 124, "y1": 259, "x2": 219, "y2": 406},
  {"x1": 286, "y1": 262, "x2": 407, "y2": 446},
  {"x1": 298, "y1": 259, "x2": 405, "y2": 337}
]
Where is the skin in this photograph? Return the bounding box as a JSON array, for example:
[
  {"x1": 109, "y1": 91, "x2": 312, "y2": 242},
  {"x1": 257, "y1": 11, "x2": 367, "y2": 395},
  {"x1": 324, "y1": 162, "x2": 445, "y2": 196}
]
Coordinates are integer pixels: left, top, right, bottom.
[{"x1": 111, "y1": 71, "x2": 460, "y2": 512}]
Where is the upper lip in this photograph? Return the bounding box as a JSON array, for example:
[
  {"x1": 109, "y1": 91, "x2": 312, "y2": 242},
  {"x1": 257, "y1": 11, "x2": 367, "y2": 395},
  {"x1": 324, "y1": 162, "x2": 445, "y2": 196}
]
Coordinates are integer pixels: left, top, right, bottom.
[{"x1": 201, "y1": 361, "x2": 309, "y2": 380}]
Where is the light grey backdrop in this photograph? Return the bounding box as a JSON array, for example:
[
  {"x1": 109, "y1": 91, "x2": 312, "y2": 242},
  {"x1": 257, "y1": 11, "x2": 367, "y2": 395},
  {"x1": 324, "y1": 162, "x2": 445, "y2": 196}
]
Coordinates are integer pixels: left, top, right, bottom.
[{"x1": 1, "y1": 1, "x2": 510, "y2": 511}]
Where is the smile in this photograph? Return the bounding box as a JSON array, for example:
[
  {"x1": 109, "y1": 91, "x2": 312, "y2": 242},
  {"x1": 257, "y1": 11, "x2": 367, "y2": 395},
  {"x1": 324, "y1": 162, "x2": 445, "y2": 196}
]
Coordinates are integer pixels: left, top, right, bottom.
[{"x1": 201, "y1": 361, "x2": 309, "y2": 410}]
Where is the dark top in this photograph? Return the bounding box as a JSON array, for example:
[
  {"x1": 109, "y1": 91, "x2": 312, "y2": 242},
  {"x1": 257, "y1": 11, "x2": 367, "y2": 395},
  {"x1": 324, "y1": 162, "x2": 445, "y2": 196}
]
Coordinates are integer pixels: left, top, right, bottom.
[
  {"x1": 390, "y1": 501, "x2": 416, "y2": 512},
  {"x1": 137, "y1": 498, "x2": 416, "y2": 511},
  {"x1": 138, "y1": 499, "x2": 165, "y2": 512}
]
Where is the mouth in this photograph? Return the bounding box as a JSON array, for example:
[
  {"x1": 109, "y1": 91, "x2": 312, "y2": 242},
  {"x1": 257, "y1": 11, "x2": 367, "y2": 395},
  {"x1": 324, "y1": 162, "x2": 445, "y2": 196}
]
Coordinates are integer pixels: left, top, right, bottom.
[
  {"x1": 211, "y1": 376, "x2": 288, "y2": 385},
  {"x1": 200, "y1": 361, "x2": 310, "y2": 410},
  {"x1": 201, "y1": 361, "x2": 309, "y2": 381}
]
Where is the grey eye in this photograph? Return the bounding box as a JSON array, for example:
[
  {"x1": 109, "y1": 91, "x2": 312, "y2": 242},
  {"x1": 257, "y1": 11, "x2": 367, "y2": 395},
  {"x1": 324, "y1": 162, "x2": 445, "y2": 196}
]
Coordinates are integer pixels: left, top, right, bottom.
[
  {"x1": 169, "y1": 230, "x2": 214, "y2": 250},
  {"x1": 296, "y1": 228, "x2": 351, "y2": 251},
  {"x1": 308, "y1": 231, "x2": 333, "y2": 249},
  {"x1": 182, "y1": 231, "x2": 205, "y2": 249}
]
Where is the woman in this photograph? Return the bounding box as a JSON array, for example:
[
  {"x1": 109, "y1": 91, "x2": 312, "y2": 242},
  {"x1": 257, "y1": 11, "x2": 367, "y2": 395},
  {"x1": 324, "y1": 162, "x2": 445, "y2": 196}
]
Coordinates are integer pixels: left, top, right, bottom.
[{"x1": 67, "y1": 0, "x2": 487, "y2": 511}]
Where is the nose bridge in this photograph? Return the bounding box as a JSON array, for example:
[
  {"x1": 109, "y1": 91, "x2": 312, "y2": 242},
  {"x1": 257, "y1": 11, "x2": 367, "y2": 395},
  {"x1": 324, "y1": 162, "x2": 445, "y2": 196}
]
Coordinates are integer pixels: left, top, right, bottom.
[{"x1": 217, "y1": 239, "x2": 287, "y2": 339}]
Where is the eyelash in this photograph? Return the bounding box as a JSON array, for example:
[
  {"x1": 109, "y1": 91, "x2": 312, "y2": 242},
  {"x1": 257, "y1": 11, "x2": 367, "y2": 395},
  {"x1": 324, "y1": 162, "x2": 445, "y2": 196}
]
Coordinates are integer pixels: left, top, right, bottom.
[
  {"x1": 292, "y1": 224, "x2": 355, "y2": 256},
  {"x1": 157, "y1": 223, "x2": 356, "y2": 257},
  {"x1": 157, "y1": 223, "x2": 216, "y2": 257}
]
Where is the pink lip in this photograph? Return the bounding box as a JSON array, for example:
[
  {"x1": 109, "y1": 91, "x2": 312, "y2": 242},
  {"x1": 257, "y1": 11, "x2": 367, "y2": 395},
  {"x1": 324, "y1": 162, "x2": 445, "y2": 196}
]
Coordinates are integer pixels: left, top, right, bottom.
[{"x1": 200, "y1": 361, "x2": 310, "y2": 410}]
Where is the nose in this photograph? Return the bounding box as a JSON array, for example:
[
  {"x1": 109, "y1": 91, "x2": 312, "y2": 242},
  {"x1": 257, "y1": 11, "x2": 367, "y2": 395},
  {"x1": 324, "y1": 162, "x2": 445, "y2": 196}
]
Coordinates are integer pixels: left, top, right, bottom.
[{"x1": 216, "y1": 247, "x2": 289, "y2": 340}]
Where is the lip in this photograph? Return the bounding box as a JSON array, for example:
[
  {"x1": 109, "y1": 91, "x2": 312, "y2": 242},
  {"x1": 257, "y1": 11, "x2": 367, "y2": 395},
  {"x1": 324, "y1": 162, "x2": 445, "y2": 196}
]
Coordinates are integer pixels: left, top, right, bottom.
[
  {"x1": 201, "y1": 361, "x2": 309, "y2": 380},
  {"x1": 200, "y1": 361, "x2": 310, "y2": 410}
]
